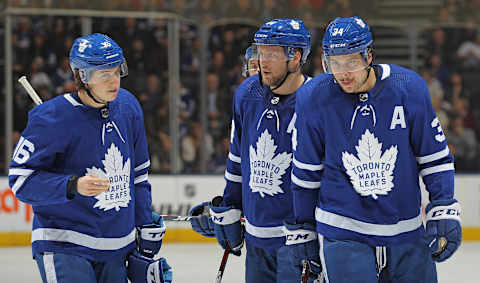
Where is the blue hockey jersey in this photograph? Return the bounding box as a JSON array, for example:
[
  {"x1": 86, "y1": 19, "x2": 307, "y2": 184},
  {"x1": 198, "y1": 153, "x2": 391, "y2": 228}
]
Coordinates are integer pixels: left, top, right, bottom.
[
  {"x1": 9, "y1": 89, "x2": 153, "y2": 261},
  {"x1": 223, "y1": 74, "x2": 310, "y2": 249},
  {"x1": 292, "y1": 64, "x2": 455, "y2": 246}
]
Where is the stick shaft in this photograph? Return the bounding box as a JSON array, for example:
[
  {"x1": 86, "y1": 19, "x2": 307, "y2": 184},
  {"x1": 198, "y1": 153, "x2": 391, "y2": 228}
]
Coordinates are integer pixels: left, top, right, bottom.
[
  {"x1": 18, "y1": 76, "x2": 43, "y2": 106},
  {"x1": 215, "y1": 243, "x2": 231, "y2": 283}
]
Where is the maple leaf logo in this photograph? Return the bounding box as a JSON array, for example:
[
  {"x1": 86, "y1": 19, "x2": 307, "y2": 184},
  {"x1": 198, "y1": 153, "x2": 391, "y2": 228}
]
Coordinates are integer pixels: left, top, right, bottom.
[
  {"x1": 342, "y1": 129, "x2": 397, "y2": 199},
  {"x1": 249, "y1": 130, "x2": 292, "y2": 197},
  {"x1": 87, "y1": 143, "x2": 131, "y2": 211}
]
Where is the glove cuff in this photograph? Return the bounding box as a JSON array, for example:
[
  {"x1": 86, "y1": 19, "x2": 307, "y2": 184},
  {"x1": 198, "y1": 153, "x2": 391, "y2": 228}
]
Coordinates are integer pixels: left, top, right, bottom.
[
  {"x1": 210, "y1": 207, "x2": 242, "y2": 225},
  {"x1": 426, "y1": 200, "x2": 461, "y2": 223},
  {"x1": 284, "y1": 222, "x2": 317, "y2": 245},
  {"x1": 139, "y1": 224, "x2": 166, "y2": 241}
]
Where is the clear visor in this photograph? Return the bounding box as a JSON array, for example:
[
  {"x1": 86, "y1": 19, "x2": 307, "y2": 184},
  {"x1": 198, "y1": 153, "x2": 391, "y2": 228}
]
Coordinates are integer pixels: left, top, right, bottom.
[
  {"x1": 322, "y1": 53, "x2": 369, "y2": 74},
  {"x1": 84, "y1": 60, "x2": 128, "y2": 84},
  {"x1": 254, "y1": 44, "x2": 288, "y2": 62}
]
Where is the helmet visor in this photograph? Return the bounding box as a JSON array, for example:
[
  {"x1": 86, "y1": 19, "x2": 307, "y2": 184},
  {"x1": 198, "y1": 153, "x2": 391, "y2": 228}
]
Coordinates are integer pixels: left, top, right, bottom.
[
  {"x1": 322, "y1": 53, "x2": 368, "y2": 74},
  {"x1": 84, "y1": 60, "x2": 128, "y2": 84},
  {"x1": 254, "y1": 44, "x2": 288, "y2": 63}
]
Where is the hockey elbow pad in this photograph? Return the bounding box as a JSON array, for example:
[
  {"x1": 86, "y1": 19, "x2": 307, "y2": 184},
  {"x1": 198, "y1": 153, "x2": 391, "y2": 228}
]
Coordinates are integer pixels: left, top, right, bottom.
[
  {"x1": 127, "y1": 250, "x2": 172, "y2": 283},
  {"x1": 425, "y1": 199, "x2": 462, "y2": 262}
]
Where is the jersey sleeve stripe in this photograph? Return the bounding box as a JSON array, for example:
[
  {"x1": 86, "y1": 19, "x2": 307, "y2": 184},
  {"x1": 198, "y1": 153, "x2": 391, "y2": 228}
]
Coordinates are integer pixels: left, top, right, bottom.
[
  {"x1": 31, "y1": 228, "x2": 136, "y2": 250},
  {"x1": 244, "y1": 218, "x2": 285, "y2": 238},
  {"x1": 293, "y1": 158, "x2": 324, "y2": 171},
  {"x1": 228, "y1": 152, "x2": 241, "y2": 163},
  {"x1": 225, "y1": 170, "x2": 242, "y2": 183},
  {"x1": 316, "y1": 207, "x2": 423, "y2": 237},
  {"x1": 134, "y1": 160, "x2": 150, "y2": 172},
  {"x1": 419, "y1": 163, "x2": 454, "y2": 177},
  {"x1": 134, "y1": 173, "x2": 148, "y2": 184},
  {"x1": 9, "y1": 168, "x2": 35, "y2": 176},
  {"x1": 291, "y1": 173, "x2": 321, "y2": 189},
  {"x1": 416, "y1": 146, "x2": 449, "y2": 164},
  {"x1": 11, "y1": 175, "x2": 29, "y2": 194}
]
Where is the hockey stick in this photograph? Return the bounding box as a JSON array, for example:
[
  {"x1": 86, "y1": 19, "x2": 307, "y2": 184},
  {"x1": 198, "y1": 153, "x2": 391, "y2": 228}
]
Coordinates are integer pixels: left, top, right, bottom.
[
  {"x1": 157, "y1": 214, "x2": 246, "y2": 223},
  {"x1": 215, "y1": 243, "x2": 231, "y2": 283},
  {"x1": 18, "y1": 76, "x2": 43, "y2": 106},
  {"x1": 301, "y1": 259, "x2": 310, "y2": 283}
]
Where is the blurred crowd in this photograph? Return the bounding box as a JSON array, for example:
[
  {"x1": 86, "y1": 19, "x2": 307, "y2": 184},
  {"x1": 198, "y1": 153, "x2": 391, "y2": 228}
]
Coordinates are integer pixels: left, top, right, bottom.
[{"x1": 1, "y1": 0, "x2": 479, "y2": 173}]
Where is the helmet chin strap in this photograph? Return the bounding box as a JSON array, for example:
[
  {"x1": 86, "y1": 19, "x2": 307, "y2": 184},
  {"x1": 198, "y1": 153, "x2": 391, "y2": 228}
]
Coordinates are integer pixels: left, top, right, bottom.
[{"x1": 83, "y1": 84, "x2": 109, "y2": 106}]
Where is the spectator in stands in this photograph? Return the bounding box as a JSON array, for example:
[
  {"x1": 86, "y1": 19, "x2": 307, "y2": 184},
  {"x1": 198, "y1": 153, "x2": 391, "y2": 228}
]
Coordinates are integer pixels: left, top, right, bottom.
[
  {"x1": 448, "y1": 115, "x2": 478, "y2": 171},
  {"x1": 52, "y1": 56, "x2": 74, "y2": 94},
  {"x1": 445, "y1": 72, "x2": 471, "y2": 103},
  {"x1": 456, "y1": 33, "x2": 480, "y2": 70}
]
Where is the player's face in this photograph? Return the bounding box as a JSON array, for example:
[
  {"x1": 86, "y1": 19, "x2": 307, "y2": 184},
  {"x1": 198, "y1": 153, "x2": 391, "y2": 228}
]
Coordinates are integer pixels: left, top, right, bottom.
[
  {"x1": 248, "y1": 59, "x2": 259, "y2": 77},
  {"x1": 328, "y1": 53, "x2": 370, "y2": 93},
  {"x1": 258, "y1": 45, "x2": 288, "y2": 87},
  {"x1": 88, "y1": 66, "x2": 121, "y2": 102}
]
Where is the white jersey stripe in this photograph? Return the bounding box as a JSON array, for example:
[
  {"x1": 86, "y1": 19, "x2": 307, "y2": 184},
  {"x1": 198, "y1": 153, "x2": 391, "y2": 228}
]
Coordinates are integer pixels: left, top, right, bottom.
[
  {"x1": 43, "y1": 253, "x2": 58, "y2": 283},
  {"x1": 315, "y1": 207, "x2": 423, "y2": 237},
  {"x1": 228, "y1": 152, "x2": 241, "y2": 163},
  {"x1": 416, "y1": 147, "x2": 449, "y2": 164},
  {"x1": 134, "y1": 160, "x2": 150, "y2": 172},
  {"x1": 420, "y1": 163, "x2": 454, "y2": 177},
  {"x1": 134, "y1": 173, "x2": 148, "y2": 184},
  {"x1": 8, "y1": 168, "x2": 34, "y2": 176},
  {"x1": 291, "y1": 173, "x2": 321, "y2": 189},
  {"x1": 31, "y1": 228, "x2": 136, "y2": 251},
  {"x1": 244, "y1": 218, "x2": 285, "y2": 238},
  {"x1": 64, "y1": 94, "x2": 82, "y2": 106},
  {"x1": 293, "y1": 158, "x2": 324, "y2": 171},
  {"x1": 11, "y1": 175, "x2": 29, "y2": 194},
  {"x1": 225, "y1": 170, "x2": 242, "y2": 183}
]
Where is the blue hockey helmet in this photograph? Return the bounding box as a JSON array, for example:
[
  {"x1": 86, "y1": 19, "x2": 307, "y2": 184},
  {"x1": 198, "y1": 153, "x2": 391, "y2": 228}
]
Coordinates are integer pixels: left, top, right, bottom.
[
  {"x1": 69, "y1": 33, "x2": 128, "y2": 84},
  {"x1": 322, "y1": 17, "x2": 373, "y2": 74},
  {"x1": 254, "y1": 18, "x2": 311, "y2": 63}
]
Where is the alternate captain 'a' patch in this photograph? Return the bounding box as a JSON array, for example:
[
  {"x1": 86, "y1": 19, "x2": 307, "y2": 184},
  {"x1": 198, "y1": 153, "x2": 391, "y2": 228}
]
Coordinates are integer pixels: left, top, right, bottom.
[{"x1": 342, "y1": 129, "x2": 398, "y2": 199}]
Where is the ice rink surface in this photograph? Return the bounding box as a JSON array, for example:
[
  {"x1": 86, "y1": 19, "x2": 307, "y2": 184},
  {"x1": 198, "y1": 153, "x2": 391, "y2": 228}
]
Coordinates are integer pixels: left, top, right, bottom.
[{"x1": 1, "y1": 242, "x2": 478, "y2": 283}]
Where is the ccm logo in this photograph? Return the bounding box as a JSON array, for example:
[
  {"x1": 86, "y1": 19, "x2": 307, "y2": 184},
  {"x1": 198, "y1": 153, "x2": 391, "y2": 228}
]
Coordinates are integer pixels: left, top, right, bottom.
[
  {"x1": 286, "y1": 233, "x2": 311, "y2": 241},
  {"x1": 432, "y1": 208, "x2": 460, "y2": 218},
  {"x1": 212, "y1": 216, "x2": 224, "y2": 222},
  {"x1": 149, "y1": 231, "x2": 165, "y2": 239}
]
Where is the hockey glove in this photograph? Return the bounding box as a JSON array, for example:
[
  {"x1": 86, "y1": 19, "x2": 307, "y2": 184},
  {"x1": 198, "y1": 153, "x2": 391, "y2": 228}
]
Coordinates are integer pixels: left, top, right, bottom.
[
  {"x1": 209, "y1": 196, "x2": 244, "y2": 256},
  {"x1": 137, "y1": 219, "x2": 166, "y2": 258},
  {"x1": 424, "y1": 199, "x2": 462, "y2": 262},
  {"x1": 127, "y1": 250, "x2": 172, "y2": 283},
  {"x1": 284, "y1": 221, "x2": 322, "y2": 281},
  {"x1": 189, "y1": 201, "x2": 215, "y2": 237}
]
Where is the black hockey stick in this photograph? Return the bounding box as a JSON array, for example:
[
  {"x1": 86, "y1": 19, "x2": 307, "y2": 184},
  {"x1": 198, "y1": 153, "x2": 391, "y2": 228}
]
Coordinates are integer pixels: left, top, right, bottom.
[{"x1": 215, "y1": 243, "x2": 231, "y2": 283}]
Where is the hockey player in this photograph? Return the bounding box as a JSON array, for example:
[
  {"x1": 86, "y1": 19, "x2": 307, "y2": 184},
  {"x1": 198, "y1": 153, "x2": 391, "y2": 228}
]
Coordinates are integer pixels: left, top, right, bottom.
[
  {"x1": 242, "y1": 46, "x2": 259, "y2": 78},
  {"x1": 8, "y1": 33, "x2": 171, "y2": 283},
  {"x1": 288, "y1": 16, "x2": 462, "y2": 282},
  {"x1": 190, "y1": 18, "x2": 316, "y2": 282}
]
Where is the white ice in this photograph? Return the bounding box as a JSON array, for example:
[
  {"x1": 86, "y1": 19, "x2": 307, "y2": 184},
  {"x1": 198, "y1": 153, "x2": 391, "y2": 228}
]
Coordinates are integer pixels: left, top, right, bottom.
[{"x1": 0, "y1": 242, "x2": 478, "y2": 282}]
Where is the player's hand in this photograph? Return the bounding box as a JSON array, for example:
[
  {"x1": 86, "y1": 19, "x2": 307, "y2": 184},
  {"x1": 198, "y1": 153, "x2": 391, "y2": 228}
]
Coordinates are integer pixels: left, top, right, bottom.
[
  {"x1": 424, "y1": 199, "x2": 462, "y2": 262},
  {"x1": 209, "y1": 196, "x2": 244, "y2": 256},
  {"x1": 76, "y1": 174, "x2": 110, "y2": 196}
]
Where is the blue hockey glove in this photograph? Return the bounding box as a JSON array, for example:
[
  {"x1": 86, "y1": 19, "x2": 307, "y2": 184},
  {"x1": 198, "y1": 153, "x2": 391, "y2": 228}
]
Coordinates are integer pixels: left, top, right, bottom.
[
  {"x1": 209, "y1": 196, "x2": 244, "y2": 256},
  {"x1": 127, "y1": 250, "x2": 172, "y2": 283},
  {"x1": 424, "y1": 199, "x2": 462, "y2": 262},
  {"x1": 284, "y1": 221, "x2": 322, "y2": 281},
  {"x1": 137, "y1": 220, "x2": 166, "y2": 258},
  {"x1": 189, "y1": 201, "x2": 215, "y2": 237}
]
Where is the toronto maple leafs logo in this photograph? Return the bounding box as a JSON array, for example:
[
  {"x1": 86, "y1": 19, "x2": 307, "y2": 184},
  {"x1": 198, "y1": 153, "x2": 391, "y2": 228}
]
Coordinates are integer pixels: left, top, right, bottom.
[
  {"x1": 342, "y1": 129, "x2": 397, "y2": 199},
  {"x1": 87, "y1": 143, "x2": 131, "y2": 211},
  {"x1": 249, "y1": 130, "x2": 292, "y2": 197}
]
